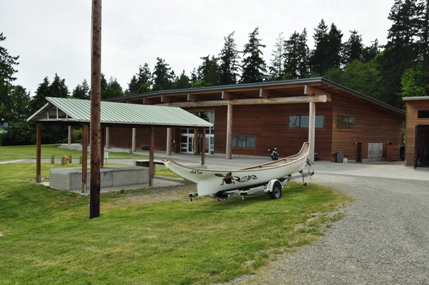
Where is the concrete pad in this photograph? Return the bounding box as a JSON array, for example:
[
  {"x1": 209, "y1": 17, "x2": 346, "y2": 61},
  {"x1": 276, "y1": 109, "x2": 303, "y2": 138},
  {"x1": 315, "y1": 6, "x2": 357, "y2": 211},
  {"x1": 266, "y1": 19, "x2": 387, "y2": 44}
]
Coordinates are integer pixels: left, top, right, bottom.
[{"x1": 49, "y1": 166, "x2": 149, "y2": 191}]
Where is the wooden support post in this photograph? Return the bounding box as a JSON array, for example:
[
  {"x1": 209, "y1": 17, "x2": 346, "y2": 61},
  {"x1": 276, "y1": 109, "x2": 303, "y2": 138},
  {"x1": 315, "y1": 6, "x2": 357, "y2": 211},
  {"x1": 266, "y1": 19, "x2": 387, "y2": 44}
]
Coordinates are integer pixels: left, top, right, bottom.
[
  {"x1": 226, "y1": 103, "x2": 233, "y2": 159},
  {"x1": 36, "y1": 124, "x2": 41, "y2": 183},
  {"x1": 105, "y1": 127, "x2": 109, "y2": 148},
  {"x1": 149, "y1": 127, "x2": 155, "y2": 186},
  {"x1": 308, "y1": 101, "x2": 315, "y2": 163},
  {"x1": 82, "y1": 125, "x2": 88, "y2": 193},
  {"x1": 201, "y1": 129, "x2": 206, "y2": 165},
  {"x1": 193, "y1": 128, "x2": 198, "y2": 154},
  {"x1": 90, "y1": 0, "x2": 102, "y2": 219},
  {"x1": 68, "y1": 126, "x2": 72, "y2": 144},
  {"x1": 101, "y1": 127, "x2": 105, "y2": 167},
  {"x1": 132, "y1": 127, "x2": 136, "y2": 152},
  {"x1": 166, "y1": 127, "x2": 172, "y2": 156}
]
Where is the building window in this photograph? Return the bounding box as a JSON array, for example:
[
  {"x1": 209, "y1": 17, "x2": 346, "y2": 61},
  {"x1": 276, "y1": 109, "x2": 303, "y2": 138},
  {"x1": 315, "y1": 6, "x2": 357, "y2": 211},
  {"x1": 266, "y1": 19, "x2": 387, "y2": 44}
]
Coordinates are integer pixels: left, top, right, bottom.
[
  {"x1": 232, "y1": 136, "x2": 255, "y2": 148},
  {"x1": 289, "y1": 115, "x2": 324, "y2": 128},
  {"x1": 418, "y1": 110, "x2": 429, "y2": 118},
  {"x1": 337, "y1": 115, "x2": 355, "y2": 129}
]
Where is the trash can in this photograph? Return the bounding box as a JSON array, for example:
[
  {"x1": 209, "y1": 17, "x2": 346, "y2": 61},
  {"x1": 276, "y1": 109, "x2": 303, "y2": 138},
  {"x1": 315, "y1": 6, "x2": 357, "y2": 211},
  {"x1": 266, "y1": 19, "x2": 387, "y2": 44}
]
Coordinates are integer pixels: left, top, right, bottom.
[{"x1": 335, "y1": 151, "x2": 344, "y2": 163}]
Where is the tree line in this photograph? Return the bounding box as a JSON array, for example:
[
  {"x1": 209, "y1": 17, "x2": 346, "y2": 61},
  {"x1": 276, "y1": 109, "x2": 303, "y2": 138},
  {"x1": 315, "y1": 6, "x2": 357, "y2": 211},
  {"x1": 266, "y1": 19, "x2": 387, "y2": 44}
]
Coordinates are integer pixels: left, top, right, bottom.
[{"x1": 1, "y1": 0, "x2": 428, "y2": 145}]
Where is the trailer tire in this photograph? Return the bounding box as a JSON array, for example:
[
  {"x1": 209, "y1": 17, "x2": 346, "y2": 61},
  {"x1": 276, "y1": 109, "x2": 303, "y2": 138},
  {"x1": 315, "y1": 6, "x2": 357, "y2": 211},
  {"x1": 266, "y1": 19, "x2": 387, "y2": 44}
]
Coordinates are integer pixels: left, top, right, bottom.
[{"x1": 269, "y1": 181, "x2": 282, "y2": 199}]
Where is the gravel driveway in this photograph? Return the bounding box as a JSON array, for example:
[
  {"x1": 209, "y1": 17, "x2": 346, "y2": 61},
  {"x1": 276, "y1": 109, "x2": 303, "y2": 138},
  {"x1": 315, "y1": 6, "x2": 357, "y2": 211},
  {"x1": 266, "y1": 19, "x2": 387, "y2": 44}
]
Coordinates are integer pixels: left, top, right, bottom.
[{"x1": 219, "y1": 173, "x2": 429, "y2": 284}]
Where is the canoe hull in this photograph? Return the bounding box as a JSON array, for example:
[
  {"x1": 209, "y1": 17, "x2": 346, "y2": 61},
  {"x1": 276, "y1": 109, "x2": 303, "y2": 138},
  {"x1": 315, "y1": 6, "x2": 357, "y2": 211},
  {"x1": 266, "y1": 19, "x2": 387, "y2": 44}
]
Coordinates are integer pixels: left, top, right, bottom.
[{"x1": 163, "y1": 142, "x2": 310, "y2": 197}]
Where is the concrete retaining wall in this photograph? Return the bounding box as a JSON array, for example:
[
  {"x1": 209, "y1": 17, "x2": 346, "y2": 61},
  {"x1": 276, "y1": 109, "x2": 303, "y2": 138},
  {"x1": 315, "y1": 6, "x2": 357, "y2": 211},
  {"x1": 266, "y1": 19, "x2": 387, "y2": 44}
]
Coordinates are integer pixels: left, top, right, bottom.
[{"x1": 49, "y1": 166, "x2": 149, "y2": 190}]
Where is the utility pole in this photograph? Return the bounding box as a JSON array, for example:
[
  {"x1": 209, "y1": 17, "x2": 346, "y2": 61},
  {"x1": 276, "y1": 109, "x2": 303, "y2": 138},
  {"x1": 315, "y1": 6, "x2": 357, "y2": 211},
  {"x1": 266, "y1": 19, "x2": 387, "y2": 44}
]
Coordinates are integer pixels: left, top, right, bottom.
[{"x1": 90, "y1": 0, "x2": 102, "y2": 218}]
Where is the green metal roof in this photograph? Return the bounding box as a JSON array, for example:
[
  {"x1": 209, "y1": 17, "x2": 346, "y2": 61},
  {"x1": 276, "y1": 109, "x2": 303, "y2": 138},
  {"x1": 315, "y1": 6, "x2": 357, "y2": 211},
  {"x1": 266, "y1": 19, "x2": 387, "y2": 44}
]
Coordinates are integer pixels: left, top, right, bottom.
[{"x1": 27, "y1": 97, "x2": 213, "y2": 128}]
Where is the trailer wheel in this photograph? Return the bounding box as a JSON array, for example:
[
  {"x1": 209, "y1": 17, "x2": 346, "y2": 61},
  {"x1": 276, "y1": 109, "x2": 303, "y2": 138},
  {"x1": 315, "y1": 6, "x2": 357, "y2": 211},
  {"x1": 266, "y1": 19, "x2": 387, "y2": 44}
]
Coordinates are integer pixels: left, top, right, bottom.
[{"x1": 269, "y1": 182, "x2": 282, "y2": 199}]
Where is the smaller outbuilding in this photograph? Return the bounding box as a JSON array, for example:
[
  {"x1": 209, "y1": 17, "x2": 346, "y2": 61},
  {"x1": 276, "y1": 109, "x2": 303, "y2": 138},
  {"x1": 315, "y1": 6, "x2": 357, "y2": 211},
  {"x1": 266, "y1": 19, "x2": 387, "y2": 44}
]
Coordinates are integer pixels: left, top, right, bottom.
[{"x1": 403, "y1": 96, "x2": 429, "y2": 168}]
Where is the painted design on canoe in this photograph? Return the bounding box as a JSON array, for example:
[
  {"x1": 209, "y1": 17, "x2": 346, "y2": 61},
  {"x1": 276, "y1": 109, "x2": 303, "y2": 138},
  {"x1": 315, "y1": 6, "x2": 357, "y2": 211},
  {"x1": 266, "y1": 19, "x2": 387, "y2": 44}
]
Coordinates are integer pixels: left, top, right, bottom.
[{"x1": 163, "y1": 142, "x2": 310, "y2": 197}]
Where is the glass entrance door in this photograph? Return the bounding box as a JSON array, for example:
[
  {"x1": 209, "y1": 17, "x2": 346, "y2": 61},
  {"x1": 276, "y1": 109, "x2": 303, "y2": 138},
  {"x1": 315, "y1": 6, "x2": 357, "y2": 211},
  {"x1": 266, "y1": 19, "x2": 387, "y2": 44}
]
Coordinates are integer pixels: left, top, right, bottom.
[
  {"x1": 180, "y1": 112, "x2": 215, "y2": 155},
  {"x1": 180, "y1": 132, "x2": 194, "y2": 154}
]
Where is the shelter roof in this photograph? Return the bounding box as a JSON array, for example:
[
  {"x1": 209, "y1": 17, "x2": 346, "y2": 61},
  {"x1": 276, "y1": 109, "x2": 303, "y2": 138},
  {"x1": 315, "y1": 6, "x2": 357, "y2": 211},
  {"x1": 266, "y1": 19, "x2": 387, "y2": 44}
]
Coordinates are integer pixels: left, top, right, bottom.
[{"x1": 27, "y1": 97, "x2": 213, "y2": 128}]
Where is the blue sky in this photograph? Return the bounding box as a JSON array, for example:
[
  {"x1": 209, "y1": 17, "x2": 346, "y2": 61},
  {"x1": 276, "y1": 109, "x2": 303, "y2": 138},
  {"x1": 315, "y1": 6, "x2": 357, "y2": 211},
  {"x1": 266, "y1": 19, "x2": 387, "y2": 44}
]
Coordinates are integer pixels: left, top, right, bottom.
[{"x1": 1, "y1": 0, "x2": 394, "y2": 95}]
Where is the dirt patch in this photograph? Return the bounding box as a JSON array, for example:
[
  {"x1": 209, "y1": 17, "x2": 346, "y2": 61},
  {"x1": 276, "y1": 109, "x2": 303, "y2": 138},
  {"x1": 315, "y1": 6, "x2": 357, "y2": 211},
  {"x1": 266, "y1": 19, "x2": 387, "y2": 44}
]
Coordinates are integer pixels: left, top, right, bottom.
[{"x1": 109, "y1": 182, "x2": 197, "y2": 205}]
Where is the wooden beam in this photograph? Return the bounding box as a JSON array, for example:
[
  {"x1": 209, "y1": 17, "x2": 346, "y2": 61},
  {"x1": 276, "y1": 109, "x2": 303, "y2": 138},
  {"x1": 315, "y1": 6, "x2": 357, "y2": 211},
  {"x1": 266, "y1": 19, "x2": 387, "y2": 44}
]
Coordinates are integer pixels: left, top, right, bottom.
[
  {"x1": 226, "y1": 103, "x2": 233, "y2": 159},
  {"x1": 68, "y1": 126, "x2": 72, "y2": 144},
  {"x1": 222, "y1": 91, "x2": 232, "y2": 100},
  {"x1": 105, "y1": 127, "x2": 109, "y2": 148},
  {"x1": 100, "y1": 127, "x2": 105, "y2": 167},
  {"x1": 163, "y1": 95, "x2": 327, "y2": 108},
  {"x1": 304, "y1": 85, "x2": 332, "y2": 102},
  {"x1": 193, "y1": 128, "x2": 198, "y2": 154},
  {"x1": 132, "y1": 127, "x2": 136, "y2": 152},
  {"x1": 166, "y1": 127, "x2": 172, "y2": 156},
  {"x1": 149, "y1": 127, "x2": 155, "y2": 186},
  {"x1": 308, "y1": 102, "x2": 316, "y2": 163},
  {"x1": 82, "y1": 125, "x2": 88, "y2": 193},
  {"x1": 36, "y1": 124, "x2": 41, "y2": 183},
  {"x1": 201, "y1": 129, "x2": 206, "y2": 165}
]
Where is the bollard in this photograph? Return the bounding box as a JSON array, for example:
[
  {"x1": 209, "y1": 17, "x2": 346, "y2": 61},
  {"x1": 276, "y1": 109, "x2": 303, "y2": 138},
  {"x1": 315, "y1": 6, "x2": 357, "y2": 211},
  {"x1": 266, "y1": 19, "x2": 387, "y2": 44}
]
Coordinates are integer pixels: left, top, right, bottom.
[
  {"x1": 69, "y1": 155, "x2": 72, "y2": 163},
  {"x1": 61, "y1": 156, "x2": 65, "y2": 165},
  {"x1": 51, "y1": 155, "x2": 54, "y2": 164},
  {"x1": 79, "y1": 156, "x2": 82, "y2": 164}
]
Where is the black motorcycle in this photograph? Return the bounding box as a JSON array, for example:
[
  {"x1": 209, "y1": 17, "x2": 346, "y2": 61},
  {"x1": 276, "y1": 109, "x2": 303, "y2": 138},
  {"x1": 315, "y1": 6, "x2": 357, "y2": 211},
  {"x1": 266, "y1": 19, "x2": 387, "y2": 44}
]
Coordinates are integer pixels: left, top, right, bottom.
[{"x1": 269, "y1": 148, "x2": 279, "y2": 160}]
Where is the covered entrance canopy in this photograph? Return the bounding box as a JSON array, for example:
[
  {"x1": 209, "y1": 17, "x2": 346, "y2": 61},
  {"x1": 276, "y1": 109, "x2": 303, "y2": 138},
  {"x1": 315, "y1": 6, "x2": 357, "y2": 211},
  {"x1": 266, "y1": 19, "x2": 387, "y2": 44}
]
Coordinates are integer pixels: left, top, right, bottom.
[{"x1": 27, "y1": 97, "x2": 213, "y2": 188}]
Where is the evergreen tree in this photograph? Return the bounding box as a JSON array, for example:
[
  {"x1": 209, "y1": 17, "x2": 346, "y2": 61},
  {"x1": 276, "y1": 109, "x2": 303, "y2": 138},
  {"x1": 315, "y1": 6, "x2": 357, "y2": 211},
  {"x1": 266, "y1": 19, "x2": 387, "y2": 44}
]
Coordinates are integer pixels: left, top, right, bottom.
[
  {"x1": 268, "y1": 33, "x2": 285, "y2": 80},
  {"x1": 0, "y1": 33, "x2": 20, "y2": 125},
  {"x1": 326, "y1": 23, "x2": 343, "y2": 70},
  {"x1": 378, "y1": 0, "x2": 421, "y2": 107},
  {"x1": 49, "y1": 73, "x2": 69, "y2": 98},
  {"x1": 283, "y1": 29, "x2": 310, "y2": 79},
  {"x1": 72, "y1": 79, "x2": 90, "y2": 99},
  {"x1": 219, "y1": 32, "x2": 240, "y2": 85},
  {"x1": 1, "y1": 85, "x2": 33, "y2": 145},
  {"x1": 240, "y1": 27, "x2": 267, "y2": 83},
  {"x1": 152, "y1": 57, "x2": 174, "y2": 90},
  {"x1": 101, "y1": 77, "x2": 123, "y2": 98},
  {"x1": 310, "y1": 19, "x2": 329, "y2": 75},
  {"x1": 418, "y1": 0, "x2": 429, "y2": 61},
  {"x1": 343, "y1": 30, "x2": 364, "y2": 63},
  {"x1": 362, "y1": 39, "x2": 381, "y2": 62},
  {"x1": 197, "y1": 55, "x2": 220, "y2": 86},
  {"x1": 127, "y1": 63, "x2": 151, "y2": 94},
  {"x1": 190, "y1": 68, "x2": 198, "y2": 84},
  {"x1": 101, "y1": 73, "x2": 108, "y2": 93},
  {"x1": 29, "y1": 77, "x2": 51, "y2": 113},
  {"x1": 173, "y1": 70, "x2": 191, "y2": 89}
]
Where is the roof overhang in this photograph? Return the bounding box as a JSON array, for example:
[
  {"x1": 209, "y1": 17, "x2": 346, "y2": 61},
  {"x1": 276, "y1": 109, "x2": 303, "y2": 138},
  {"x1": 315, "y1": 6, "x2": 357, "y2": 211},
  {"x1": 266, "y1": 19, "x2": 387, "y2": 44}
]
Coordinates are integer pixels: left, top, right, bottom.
[
  {"x1": 403, "y1": 96, "x2": 429, "y2": 101},
  {"x1": 108, "y1": 77, "x2": 405, "y2": 117}
]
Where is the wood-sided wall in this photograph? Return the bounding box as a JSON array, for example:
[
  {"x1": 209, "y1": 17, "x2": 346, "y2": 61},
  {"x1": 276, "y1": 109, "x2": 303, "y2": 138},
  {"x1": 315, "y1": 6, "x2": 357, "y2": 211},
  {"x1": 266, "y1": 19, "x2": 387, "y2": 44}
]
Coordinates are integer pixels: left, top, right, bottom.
[
  {"x1": 404, "y1": 99, "x2": 429, "y2": 166},
  {"x1": 213, "y1": 102, "x2": 334, "y2": 160},
  {"x1": 331, "y1": 95, "x2": 404, "y2": 162}
]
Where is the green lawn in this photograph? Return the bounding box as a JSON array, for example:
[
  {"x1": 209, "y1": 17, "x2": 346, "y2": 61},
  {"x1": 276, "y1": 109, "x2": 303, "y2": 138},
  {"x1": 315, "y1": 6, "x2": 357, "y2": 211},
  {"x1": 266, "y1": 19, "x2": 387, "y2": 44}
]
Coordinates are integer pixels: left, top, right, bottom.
[
  {"x1": 0, "y1": 146, "x2": 352, "y2": 285},
  {"x1": 0, "y1": 144, "x2": 147, "y2": 162}
]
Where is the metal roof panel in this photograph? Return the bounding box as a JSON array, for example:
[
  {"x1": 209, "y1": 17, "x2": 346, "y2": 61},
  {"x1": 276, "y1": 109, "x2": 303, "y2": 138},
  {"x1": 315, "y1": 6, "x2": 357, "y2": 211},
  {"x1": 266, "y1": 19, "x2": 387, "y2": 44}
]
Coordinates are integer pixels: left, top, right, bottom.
[{"x1": 27, "y1": 97, "x2": 213, "y2": 128}]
